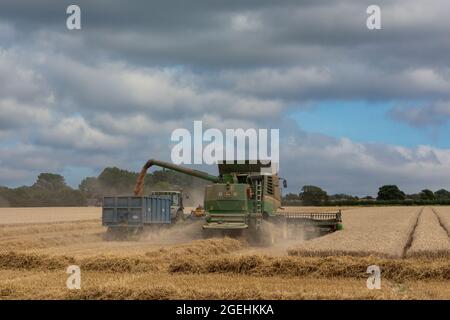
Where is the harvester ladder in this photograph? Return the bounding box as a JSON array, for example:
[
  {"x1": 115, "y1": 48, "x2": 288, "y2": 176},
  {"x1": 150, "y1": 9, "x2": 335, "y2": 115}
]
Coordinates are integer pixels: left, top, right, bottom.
[{"x1": 255, "y1": 180, "x2": 263, "y2": 214}]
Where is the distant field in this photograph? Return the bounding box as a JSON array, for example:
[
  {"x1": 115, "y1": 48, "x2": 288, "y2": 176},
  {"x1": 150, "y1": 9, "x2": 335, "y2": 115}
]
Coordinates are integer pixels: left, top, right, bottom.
[
  {"x1": 0, "y1": 206, "x2": 449, "y2": 299},
  {"x1": 0, "y1": 207, "x2": 101, "y2": 225}
]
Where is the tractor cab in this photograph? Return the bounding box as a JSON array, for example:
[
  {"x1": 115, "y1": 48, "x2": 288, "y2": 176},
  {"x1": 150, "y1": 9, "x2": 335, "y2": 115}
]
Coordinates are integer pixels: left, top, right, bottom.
[{"x1": 150, "y1": 190, "x2": 184, "y2": 221}]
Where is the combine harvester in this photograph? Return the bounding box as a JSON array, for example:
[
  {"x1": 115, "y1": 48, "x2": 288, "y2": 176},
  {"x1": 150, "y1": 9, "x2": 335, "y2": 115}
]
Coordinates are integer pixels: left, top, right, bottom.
[{"x1": 102, "y1": 159, "x2": 342, "y2": 244}]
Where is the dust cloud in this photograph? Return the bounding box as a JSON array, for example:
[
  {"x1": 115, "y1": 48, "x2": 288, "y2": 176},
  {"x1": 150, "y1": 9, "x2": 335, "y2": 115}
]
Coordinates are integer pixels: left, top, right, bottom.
[
  {"x1": 248, "y1": 220, "x2": 314, "y2": 256},
  {"x1": 140, "y1": 220, "x2": 205, "y2": 245},
  {"x1": 184, "y1": 188, "x2": 204, "y2": 207}
]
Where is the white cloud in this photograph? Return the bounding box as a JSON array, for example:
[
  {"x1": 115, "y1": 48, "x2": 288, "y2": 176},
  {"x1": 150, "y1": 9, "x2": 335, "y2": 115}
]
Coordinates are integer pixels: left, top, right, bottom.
[
  {"x1": 222, "y1": 67, "x2": 332, "y2": 99},
  {"x1": 407, "y1": 68, "x2": 450, "y2": 94},
  {"x1": 0, "y1": 48, "x2": 52, "y2": 103},
  {"x1": 36, "y1": 116, "x2": 128, "y2": 152}
]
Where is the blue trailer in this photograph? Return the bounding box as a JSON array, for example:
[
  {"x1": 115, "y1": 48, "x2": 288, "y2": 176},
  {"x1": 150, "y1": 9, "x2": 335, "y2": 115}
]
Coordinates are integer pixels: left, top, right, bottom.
[{"x1": 102, "y1": 196, "x2": 172, "y2": 240}]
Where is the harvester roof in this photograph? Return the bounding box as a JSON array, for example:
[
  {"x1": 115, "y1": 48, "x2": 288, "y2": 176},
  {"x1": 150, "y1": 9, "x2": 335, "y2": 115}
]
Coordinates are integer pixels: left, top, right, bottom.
[{"x1": 218, "y1": 160, "x2": 272, "y2": 174}]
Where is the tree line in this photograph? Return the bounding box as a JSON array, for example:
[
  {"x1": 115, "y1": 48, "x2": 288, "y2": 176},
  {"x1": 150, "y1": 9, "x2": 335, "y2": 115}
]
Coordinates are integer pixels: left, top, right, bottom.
[
  {"x1": 282, "y1": 185, "x2": 450, "y2": 206},
  {"x1": 2, "y1": 170, "x2": 450, "y2": 207},
  {"x1": 0, "y1": 167, "x2": 206, "y2": 207}
]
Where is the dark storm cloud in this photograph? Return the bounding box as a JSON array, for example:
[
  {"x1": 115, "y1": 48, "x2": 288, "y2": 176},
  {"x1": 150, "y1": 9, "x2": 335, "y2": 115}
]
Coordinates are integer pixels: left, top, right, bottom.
[
  {"x1": 1, "y1": 0, "x2": 449, "y2": 71},
  {"x1": 3, "y1": 1, "x2": 450, "y2": 97}
]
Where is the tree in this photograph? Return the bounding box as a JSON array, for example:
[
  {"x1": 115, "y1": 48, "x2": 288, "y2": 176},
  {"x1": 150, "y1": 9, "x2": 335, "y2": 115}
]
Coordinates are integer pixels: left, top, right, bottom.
[
  {"x1": 34, "y1": 173, "x2": 67, "y2": 191},
  {"x1": 0, "y1": 165, "x2": 211, "y2": 207},
  {"x1": 1, "y1": 173, "x2": 87, "y2": 207},
  {"x1": 419, "y1": 189, "x2": 435, "y2": 200},
  {"x1": 284, "y1": 193, "x2": 300, "y2": 201},
  {"x1": 97, "y1": 167, "x2": 138, "y2": 194},
  {"x1": 299, "y1": 185, "x2": 328, "y2": 205},
  {"x1": 435, "y1": 189, "x2": 450, "y2": 200},
  {"x1": 377, "y1": 185, "x2": 406, "y2": 201},
  {"x1": 0, "y1": 187, "x2": 11, "y2": 207},
  {"x1": 407, "y1": 193, "x2": 420, "y2": 200},
  {"x1": 79, "y1": 177, "x2": 102, "y2": 198},
  {"x1": 329, "y1": 193, "x2": 358, "y2": 201}
]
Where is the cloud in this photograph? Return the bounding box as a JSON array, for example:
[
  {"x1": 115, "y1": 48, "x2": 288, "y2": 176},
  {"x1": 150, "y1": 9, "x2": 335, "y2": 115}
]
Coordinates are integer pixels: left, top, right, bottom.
[
  {"x1": 389, "y1": 101, "x2": 450, "y2": 127},
  {"x1": 1, "y1": 0, "x2": 450, "y2": 194},
  {"x1": 35, "y1": 116, "x2": 129, "y2": 152},
  {"x1": 0, "y1": 49, "x2": 52, "y2": 104},
  {"x1": 230, "y1": 13, "x2": 263, "y2": 32},
  {"x1": 0, "y1": 99, "x2": 51, "y2": 130},
  {"x1": 281, "y1": 131, "x2": 450, "y2": 196},
  {"x1": 406, "y1": 68, "x2": 450, "y2": 94}
]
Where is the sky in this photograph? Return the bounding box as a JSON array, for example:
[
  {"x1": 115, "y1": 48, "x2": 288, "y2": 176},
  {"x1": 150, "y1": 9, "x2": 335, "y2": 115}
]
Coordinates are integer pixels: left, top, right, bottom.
[{"x1": 1, "y1": 0, "x2": 450, "y2": 196}]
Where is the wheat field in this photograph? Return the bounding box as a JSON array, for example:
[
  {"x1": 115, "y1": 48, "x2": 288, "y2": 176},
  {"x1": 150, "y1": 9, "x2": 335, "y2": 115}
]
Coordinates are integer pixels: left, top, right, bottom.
[
  {"x1": 433, "y1": 207, "x2": 450, "y2": 235},
  {"x1": 0, "y1": 207, "x2": 101, "y2": 224},
  {"x1": 288, "y1": 207, "x2": 421, "y2": 258},
  {"x1": 407, "y1": 208, "x2": 450, "y2": 258},
  {"x1": 0, "y1": 206, "x2": 449, "y2": 299}
]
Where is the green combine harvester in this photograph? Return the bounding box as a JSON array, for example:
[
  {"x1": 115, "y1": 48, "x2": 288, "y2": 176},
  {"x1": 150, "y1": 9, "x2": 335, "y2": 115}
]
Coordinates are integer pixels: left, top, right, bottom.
[{"x1": 109, "y1": 159, "x2": 343, "y2": 244}]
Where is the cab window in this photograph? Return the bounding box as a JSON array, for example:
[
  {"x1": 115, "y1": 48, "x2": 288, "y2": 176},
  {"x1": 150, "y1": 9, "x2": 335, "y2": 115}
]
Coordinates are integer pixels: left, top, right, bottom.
[{"x1": 171, "y1": 194, "x2": 179, "y2": 206}]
